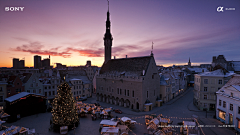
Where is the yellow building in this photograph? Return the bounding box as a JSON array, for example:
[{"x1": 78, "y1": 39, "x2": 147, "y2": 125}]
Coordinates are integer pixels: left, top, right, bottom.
[{"x1": 193, "y1": 69, "x2": 234, "y2": 111}]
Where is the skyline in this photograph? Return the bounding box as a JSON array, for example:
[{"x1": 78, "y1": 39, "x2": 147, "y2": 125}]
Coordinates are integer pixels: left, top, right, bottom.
[{"x1": 0, "y1": 0, "x2": 240, "y2": 67}]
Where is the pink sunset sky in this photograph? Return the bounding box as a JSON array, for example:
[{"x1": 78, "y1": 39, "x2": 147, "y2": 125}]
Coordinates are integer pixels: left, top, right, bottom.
[{"x1": 0, "y1": 0, "x2": 240, "y2": 67}]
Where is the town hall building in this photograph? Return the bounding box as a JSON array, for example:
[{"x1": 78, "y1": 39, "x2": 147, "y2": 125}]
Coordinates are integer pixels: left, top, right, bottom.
[{"x1": 96, "y1": 5, "x2": 160, "y2": 111}]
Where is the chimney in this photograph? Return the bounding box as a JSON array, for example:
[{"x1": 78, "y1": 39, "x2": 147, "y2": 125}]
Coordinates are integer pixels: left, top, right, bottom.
[
  {"x1": 126, "y1": 55, "x2": 127, "y2": 58},
  {"x1": 212, "y1": 56, "x2": 216, "y2": 62}
]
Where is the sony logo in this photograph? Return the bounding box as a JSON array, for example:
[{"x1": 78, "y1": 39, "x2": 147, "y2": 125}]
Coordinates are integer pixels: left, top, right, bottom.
[{"x1": 5, "y1": 7, "x2": 24, "y2": 11}]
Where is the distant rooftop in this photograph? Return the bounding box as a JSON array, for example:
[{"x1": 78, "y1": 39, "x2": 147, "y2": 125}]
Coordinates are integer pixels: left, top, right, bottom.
[{"x1": 197, "y1": 69, "x2": 235, "y2": 77}]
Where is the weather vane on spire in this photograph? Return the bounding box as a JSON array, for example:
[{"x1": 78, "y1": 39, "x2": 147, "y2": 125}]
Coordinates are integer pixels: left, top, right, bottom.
[{"x1": 151, "y1": 41, "x2": 154, "y2": 54}]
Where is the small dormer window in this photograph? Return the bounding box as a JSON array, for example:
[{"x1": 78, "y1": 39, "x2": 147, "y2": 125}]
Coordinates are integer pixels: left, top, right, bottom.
[{"x1": 231, "y1": 92, "x2": 233, "y2": 97}]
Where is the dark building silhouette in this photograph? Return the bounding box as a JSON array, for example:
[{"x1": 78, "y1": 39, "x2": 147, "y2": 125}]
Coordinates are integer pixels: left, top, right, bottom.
[
  {"x1": 42, "y1": 58, "x2": 50, "y2": 69},
  {"x1": 86, "y1": 60, "x2": 91, "y2": 67},
  {"x1": 188, "y1": 57, "x2": 191, "y2": 68},
  {"x1": 56, "y1": 63, "x2": 66, "y2": 69},
  {"x1": 34, "y1": 55, "x2": 51, "y2": 69},
  {"x1": 12, "y1": 58, "x2": 25, "y2": 69},
  {"x1": 104, "y1": 5, "x2": 113, "y2": 64},
  {"x1": 34, "y1": 55, "x2": 41, "y2": 69},
  {"x1": 212, "y1": 55, "x2": 240, "y2": 73}
]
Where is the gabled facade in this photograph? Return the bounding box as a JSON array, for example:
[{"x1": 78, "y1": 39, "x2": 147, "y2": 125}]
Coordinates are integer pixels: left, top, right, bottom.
[
  {"x1": 216, "y1": 75, "x2": 240, "y2": 132},
  {"x1": 22, "y1": 73, "x2": 44, "y2": 95},
  {"x1": 96, "y1": 56, "x2": 160, "y2": 111},
  {"x1": 6, "y1": 76, "x2": 24, "y2": 97}
]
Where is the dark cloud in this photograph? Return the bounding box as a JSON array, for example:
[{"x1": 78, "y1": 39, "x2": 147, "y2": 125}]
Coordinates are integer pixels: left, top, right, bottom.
[
  {"x1": 11, "y1": 42, "x2": 71, "y2": 58},
  {"x1": 67, "y1": 47, "x2": 103, "y2": 57}
]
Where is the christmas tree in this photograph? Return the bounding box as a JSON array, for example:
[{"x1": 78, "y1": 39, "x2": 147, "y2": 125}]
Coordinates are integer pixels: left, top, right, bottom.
[{"x1": 51, "y1": 81, "x2": 79, "y2": 130}]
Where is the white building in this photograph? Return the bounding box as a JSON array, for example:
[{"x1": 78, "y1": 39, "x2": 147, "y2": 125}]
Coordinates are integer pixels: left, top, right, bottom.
[{"x1": 216, "y1": 75, "x2": 240, "y2": 132}]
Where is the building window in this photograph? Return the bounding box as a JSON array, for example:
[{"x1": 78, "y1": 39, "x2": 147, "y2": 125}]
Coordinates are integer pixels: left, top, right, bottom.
[
  {"x1": 238, "y1": 120, "x2": 240, "y2": 129},
  {"x1": 49, "y1": 86, "x2": 51, "y2": 89},
  {"x1": 27, "y1": 90, "x2": 30, "y2": 93},
  {"x1": 218, "y1": 79, "x2": 222, "y2": 84},
  {"x1": 49, "y1": 91, "x2": 51, "y2": 96},
  {"x1": 230, "y1": 104, "x2": 233, "y2": 111},
  {"x1": 31, "y1": 84, "x2": 33, "y2": 87},
  {"x1": 204, "y1": 87, "x2": 208, "y2": 92},
  {"x1": 53, "y1": 91, "x2": 55, "y2": 95},
  {"x1": 7, "y1": 89, "x2": 10, "y2": 93},
  {"x1": 79, "y1": 91, "x2": 81, "y2": 94},
  {"x1": 112, "y1": 89, "x2": 113, "y2": 92},
  {"x1": 231, "y1": 92, "x2": 233, "y2": 97},
  {"x1": 125, "y1": 89, "x2": 126, "y2": 96},
  {"x1": 0, "y1": 96, "x2": 3, "y2": 102},
  {"x1": 39, "y1": 89, "x2": 41, "y2": 94},
  {"x1": 160, "y1": 94, "x2": 162, "y2": 99},
  {"x1": 52, "y1": 86, "x2": 55, "y2": 89},
  {"x1": 223, "y1": 101, "x2": 226, "y2": 108},
  {"x1": 107, "y1": 88, "x2": 108, "y2": 92},
  {"x1": 219, "y1": 99, "x2": 221, "y2": 106},
  {"x1": 117, "y1": 88, "x2": 119, "y2": 94},
  {"x1": 45, "y1": 92, "x2": 47, "y2": 96},
  {"x1": 15, "y1": 89, "x2": 21, "y2": 93},
  {"x1": 204, "y1": 79, "x2": 208, "y2": 84},
  {"x1": 45, "y1": 86, "x2": 47, "y2": 89},
  {"x1": 147, "y1": 91, "x2": 148, "y2": 98},
  {"x1": 127, "y1": 90, "x2": 129, "y2": 96},
  {"x1": 33, "y1": 89, "x2": 36, "y2": 93},
  {"x1": 239, "y1": 107, "x2": 240, "y2": 114},
  {"x1": 17, "y1": 83, "x2": 20, "y2": 85},
  {"x1": 152, "y1": 74, "x2": 154, "y2": 79},
  {"x1": 204, "y1": 95, "x2": 207, "y2": 99},
  {"x1": 132, "y1": 91, "x2": 134, "y2": 97},
  {"x1": 219, "y1": 111, "x2": 225, "y2": 120},
  {"x1": 204, "y1": 103, "x2": 207, "y2": 108}
]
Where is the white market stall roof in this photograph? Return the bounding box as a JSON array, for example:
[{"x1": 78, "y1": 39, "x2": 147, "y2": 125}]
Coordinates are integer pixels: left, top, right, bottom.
[
  {"x1": 121, "y1": 117, "x2": 131, "y2": 122},
  {"x1": 150, "y1": 118, "x2": 160, "y2": 125},
  {"x1": 101, "y1": 127, "x2": 119, "y2": 134},
  {"x1": 0, "y1": 120, "x2": 6, "y2": 124},
  {"x1": 183, "y1": 121, "x2": 196, "y2": 127},
  {"x1": 4, "y1": 92, "x2": 44, "y2": 103},
  {"x1": 100, "y1": 120, "x2": 118, "y2": 126},
  {"x1": 145, "y1": 103, "x2": 153, "y2": 105}
]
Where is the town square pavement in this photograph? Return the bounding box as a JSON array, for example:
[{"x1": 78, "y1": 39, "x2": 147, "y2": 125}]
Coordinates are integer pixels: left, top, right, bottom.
[{"x1": 4, "y1": 87, "x2": 239, "y2": 135}]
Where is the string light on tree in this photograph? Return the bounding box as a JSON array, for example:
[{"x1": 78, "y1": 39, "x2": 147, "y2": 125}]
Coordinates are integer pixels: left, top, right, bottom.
[{"x1": 51, "y1": 81, "x2": 79, "y2": 129}]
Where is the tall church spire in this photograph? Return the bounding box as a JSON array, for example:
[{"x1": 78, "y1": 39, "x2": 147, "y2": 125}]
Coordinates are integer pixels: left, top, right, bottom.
[
  {"x1": 104, "y1": 0, "x2": 113, "y2": 64},
  {"x1": 188, "y1": 57, "x2": 191, "y2": 67}
]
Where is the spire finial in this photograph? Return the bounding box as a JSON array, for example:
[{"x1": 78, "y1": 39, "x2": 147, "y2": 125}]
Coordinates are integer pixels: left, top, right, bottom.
[
  {"x1": 107, "y1": 0, "x2": 109, "y2": 11},
  {"x1": 151, "y1": 41, "x2": 154, "y2": 55}
]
